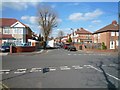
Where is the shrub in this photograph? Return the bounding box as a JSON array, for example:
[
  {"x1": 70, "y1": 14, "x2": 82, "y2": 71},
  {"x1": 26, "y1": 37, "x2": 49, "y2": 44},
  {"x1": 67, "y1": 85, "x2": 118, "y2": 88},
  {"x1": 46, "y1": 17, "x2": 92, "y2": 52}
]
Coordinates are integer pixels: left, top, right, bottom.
[
  {"x1": 67, "y1": 37, "x2": 72, "y2": 43},
  {"x1": 101, "y1": 42, "x2": 107, "y2": 50}
]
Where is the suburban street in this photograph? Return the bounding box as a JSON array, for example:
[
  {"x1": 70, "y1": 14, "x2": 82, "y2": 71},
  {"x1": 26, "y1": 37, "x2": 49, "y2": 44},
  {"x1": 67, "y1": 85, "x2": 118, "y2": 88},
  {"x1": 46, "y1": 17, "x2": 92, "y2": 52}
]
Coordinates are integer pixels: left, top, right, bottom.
[{"x1": 1, "y1": 49, "x2": 119, "y2": 89}]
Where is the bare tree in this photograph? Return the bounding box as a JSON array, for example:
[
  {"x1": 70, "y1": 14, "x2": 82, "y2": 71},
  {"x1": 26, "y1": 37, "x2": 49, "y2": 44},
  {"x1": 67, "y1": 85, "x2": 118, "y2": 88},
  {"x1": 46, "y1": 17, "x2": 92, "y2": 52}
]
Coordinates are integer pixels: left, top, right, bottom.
[
  {"x1": 37, "y1": 5, "x2": 58, "y2": 49},
  {"x1": 58, "y1": 30, "x2": 64, "y2": 43}
]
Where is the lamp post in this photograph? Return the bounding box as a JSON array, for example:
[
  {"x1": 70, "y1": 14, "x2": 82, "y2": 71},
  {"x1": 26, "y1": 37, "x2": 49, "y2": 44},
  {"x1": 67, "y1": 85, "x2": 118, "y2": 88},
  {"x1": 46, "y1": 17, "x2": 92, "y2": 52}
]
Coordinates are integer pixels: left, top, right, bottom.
[{"x1": 71, "y1": 28, "x2": 74, "y2": 44}]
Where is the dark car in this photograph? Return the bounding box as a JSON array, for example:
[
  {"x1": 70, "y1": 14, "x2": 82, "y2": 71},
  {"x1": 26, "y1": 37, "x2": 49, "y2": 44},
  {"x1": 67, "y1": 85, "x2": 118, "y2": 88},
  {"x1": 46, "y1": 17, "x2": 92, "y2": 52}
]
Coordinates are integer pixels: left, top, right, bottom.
[
  {"x1": 0, "y1": 42, "x2": 15, "y2": 52},
  {"x1": 68, "y1": 45, "x2": 76, "y2": 51},
  {"x1": 63, "y1": 44, "x2": 70, "y2": 49}
]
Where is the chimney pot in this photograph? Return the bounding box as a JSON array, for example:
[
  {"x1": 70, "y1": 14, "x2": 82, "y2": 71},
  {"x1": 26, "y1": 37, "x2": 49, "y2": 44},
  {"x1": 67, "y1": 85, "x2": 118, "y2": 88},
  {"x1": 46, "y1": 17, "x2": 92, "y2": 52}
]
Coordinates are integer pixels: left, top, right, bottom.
[{"x1": 112, "y1": 20, "x2": 117, "y2": 24}]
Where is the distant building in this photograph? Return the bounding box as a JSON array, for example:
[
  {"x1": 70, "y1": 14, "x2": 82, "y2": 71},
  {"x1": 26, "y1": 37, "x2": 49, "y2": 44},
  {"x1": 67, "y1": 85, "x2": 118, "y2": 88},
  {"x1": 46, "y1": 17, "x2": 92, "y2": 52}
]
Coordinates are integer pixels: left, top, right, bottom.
[
  {"x1": 0, "y1": 18, "x2": 33, "y2": 46},
  {"x1": 71, "y1": 28, "x2": 92, "y2": 44},
  {"x1": 93, "y1": 20, "x2": 119, "y2": 49}
]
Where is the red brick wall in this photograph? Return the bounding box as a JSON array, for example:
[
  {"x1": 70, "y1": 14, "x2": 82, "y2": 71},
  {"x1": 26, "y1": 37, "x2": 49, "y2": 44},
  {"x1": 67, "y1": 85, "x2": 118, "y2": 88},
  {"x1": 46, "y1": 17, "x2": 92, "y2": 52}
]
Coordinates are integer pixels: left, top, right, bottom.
[
  {"x1": 10, "y1": 46, "x2": 36, "y2": 53},
  {"x1": 74, "y1": 43, "x2": 82, "y2": 50},
  {"x1": 0, "y1": 40, "x2": 2, "y2": 45}
]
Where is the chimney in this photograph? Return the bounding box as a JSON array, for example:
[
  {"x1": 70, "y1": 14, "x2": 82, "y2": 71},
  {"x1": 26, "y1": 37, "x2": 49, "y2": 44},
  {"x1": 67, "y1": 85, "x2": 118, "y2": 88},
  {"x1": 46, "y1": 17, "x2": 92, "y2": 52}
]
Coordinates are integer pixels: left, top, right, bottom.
[{"x1": 112, "y1": 20, "x2": 117, "y2": 25}]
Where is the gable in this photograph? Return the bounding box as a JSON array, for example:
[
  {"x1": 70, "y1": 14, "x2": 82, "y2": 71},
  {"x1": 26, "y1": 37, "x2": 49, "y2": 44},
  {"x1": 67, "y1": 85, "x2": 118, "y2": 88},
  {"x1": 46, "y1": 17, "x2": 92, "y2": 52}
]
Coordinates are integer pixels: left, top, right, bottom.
[{"x1": 11, "y1": 21, "x2": 25, "y2": 28}]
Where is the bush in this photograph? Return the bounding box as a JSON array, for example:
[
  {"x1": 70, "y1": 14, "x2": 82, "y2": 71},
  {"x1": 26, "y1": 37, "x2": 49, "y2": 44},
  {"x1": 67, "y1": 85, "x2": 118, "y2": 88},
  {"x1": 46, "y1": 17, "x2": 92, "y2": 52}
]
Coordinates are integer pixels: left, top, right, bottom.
[
  {"x1": 101, "y1": 42, "x2": 107, "y2": 50},
  {"x1": 67, "y1": 37, "x2": 72, "y2": 43}
]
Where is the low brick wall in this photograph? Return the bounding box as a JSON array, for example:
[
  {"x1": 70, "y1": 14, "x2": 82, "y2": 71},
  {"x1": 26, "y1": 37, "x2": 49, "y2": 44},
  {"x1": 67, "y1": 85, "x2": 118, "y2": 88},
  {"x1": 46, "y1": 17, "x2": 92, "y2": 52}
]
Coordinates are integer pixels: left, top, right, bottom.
[
  {"x1": 74, "y1": 44, "x2": 82, "y2": 50},
  {"x1": 84, "y1": 48, "x2": 117, "y2": 52},
  {"x1": 10, "y1": 46, "x2": 36, "y2": 53},
  {"x1": 82, "y1": 45, "x2": 118, "y2": 52}
]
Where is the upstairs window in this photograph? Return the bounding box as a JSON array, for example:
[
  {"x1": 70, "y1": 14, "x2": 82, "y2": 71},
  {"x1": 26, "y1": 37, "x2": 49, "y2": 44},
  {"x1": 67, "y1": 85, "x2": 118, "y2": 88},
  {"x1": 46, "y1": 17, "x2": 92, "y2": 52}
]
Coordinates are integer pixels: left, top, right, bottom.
[
  {"x1": 111, "y1": 32, "x2": 115, "y2": 36},
  {"x1": 3, "y1": 28, "x2": 10, "y2": 34}
]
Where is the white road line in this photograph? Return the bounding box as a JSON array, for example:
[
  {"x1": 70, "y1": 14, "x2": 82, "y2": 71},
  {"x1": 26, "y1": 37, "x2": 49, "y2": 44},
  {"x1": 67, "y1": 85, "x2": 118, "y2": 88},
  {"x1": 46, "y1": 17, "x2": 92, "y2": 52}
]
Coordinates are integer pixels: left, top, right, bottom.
[
  {"x1": 49, "y1": 67, "x2": 56, "y2": 71},
  {"x1": 30, "y1": 68, "x2": 42, "y2": 72},
  {"x1": 0, "y1": 70, "x2": 10, "y2": 74},
  {"x1": 109, "y1": 64, "x2": 116, "y2": 67},
  {"x1": 74, "y1": 54, "x2": 77, "y2": 55},
  {"x1": 14, "y1": 68, "x2": 27, "y2": 74},
  {"x1": 60, "y1": 66, "x2": 71, "y2": 70},
  {"x1": 102, "y1": 65, "x2": 107, "y2": 67},
  {"x1": 68, "y1": 54, "x2": 71, "y2": 55},
  {"x1": 72, "y1": 65, "x2": 83, "y2": 69},
  {"x1": 89, "y1": 65, "x2": 120, "y2": 81}
]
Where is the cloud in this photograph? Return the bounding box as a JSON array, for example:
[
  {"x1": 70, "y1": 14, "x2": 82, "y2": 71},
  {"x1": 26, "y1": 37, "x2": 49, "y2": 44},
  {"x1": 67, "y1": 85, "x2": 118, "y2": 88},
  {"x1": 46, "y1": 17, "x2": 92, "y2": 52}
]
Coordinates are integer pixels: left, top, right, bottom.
[
  {"x1": 92, "y1": 20, "x2": 101, "y2": 24},
  {"x1": 2, "y1": 0, "x2": 40, "y2": 10},
  {"x1": 68, "y1": 9, "x2": 103, "y2": 21},
  {"x1": 21, "y1": 16, "x2": 38, "y2": 24},
  {"x1": 51, "y1": 4, "x2": 56, "y2": 8},
  {"x1": 67, "y1": 2, "x2": 80, "y2": 6},
  {"x1": 57, "y1": 18, "x2": 62, "y2": 23}
]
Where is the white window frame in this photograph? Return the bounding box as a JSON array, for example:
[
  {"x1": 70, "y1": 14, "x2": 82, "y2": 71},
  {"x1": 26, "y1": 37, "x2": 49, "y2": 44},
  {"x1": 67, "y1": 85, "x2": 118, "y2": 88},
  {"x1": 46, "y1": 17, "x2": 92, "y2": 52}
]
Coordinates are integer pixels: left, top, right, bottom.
[
  {"x1": 116, "y1": 40, "x2": 118, "y2": 46},
  {"x1": 116, "y1": 32, "x2": 119, "y2": 36},
  {"x1": 3, "y1": 28, "x2": 10, "y2": 34},
  {"x1": 111, "y1": 32, "x2": 115, "y2": 36}
]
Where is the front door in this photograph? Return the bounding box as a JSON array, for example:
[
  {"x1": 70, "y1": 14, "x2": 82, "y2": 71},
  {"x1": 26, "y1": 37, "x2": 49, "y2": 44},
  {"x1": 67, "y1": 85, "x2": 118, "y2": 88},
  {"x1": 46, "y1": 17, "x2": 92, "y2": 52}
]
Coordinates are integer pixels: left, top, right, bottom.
[{"x1": 110, "y1": 41, "x2": 115, "y2": 49}]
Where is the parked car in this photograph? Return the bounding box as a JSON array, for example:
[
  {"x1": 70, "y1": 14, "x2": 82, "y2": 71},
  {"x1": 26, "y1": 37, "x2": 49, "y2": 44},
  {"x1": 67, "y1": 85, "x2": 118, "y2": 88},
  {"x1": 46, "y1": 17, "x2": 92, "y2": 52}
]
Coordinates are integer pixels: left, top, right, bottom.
[
  {"x1": 67, "y1": 45, "x2": 76, "y2": 51},
  {"x1": 0, "y1": 42, "x2": 15, "y2": 52},
  {"x1": 63, "y1": 44, "x2": 70, "y2": 49}
]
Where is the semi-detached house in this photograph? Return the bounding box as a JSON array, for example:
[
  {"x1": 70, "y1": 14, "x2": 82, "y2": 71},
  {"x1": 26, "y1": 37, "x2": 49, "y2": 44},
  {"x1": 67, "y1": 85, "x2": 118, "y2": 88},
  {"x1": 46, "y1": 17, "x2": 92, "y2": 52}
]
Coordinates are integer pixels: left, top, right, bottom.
[
  {"x1": 93, "y1": 20, "x2": 119, "y2": 50},
  {"x1": 0, "y1": 18, "x2": 33, "y2": 46}
]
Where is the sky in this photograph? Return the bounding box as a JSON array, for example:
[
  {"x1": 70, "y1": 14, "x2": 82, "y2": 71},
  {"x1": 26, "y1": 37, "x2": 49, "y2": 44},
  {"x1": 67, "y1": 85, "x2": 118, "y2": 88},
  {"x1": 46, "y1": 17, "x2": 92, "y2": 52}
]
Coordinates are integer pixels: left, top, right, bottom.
[{"x1": 1, "y1": 1, "x2": 119, "y2": 37}]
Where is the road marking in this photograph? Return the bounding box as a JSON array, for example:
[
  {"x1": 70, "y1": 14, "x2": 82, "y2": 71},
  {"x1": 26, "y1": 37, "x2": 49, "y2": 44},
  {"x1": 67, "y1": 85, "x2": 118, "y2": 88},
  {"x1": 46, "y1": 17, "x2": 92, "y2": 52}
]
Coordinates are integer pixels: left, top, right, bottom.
[
  {"x1": 109, "y1": 64, "x2": 116, "y2": 67},
  {"x1": 102, "y1": 65, "x2": 107, "y2": 67},
  {"x1": 60, "y1": 66, "x2": 71, "y2": 70},
  {"x1": 14, "y1": 69, "x2": 27, "y2": 74},
  {"x1": 30, "y1": 68, "x2": 42, "y2": 72},
  {"x1": 74, "y1": 54, "x2": 77, "y2": 55},
  {"x1": 0, "y1": 70, "x2": 10, "y2": 74},
  {"x1": 68, "y1": 54, "x2": 71, "y2": 55},
  {"x1": 72, "y1": 65, "x2": 83, "y2": 69},
  {"x1": 49, "y1": 67, "x2": 56, "y2": 71},
  {"x1": 89, "y1": 65, "x2": 120, "y2": 81}
]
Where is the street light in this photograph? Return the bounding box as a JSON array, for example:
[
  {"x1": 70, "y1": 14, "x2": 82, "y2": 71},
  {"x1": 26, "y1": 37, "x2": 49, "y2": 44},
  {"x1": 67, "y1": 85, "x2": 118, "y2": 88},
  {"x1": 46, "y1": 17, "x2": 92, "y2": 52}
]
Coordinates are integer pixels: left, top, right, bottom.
[{"x1": 71, "y1": 28, "x2": 74, "y2": 44}]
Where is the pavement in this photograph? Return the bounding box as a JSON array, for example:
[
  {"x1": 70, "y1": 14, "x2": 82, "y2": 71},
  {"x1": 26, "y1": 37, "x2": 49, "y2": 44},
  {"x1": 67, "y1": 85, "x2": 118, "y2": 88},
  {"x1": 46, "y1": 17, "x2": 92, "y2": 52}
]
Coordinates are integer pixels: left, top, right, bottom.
[
  {"x1": 0, "y1": 49, "x2": 46, "y2": 56},
  {"x1": 1, "y1": 49, "x2": 119, "y2": 88}
]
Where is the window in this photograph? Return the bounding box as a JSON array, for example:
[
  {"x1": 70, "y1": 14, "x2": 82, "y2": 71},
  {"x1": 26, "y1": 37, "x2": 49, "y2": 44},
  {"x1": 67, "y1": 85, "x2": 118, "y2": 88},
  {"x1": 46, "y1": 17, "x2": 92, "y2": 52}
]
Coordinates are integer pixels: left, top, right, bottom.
[
  {"x1": 3, "y1": 28, "x2": 10, "y2": 34},
  {"x1": 98, "y1": 34, "x2": 100, "y2": 39},
  {"x1": 111, "y1": 32, "x2": 115, "y2": 36},
  {"x1": 116, "y1": 32, "x2": 119, "y2": 36},
  {"x1": 116, "y1": 40, "x2": 118, "y2": 46},
  {"x1": 13, "y1": 28, "x2": 23, "y2": 34}
]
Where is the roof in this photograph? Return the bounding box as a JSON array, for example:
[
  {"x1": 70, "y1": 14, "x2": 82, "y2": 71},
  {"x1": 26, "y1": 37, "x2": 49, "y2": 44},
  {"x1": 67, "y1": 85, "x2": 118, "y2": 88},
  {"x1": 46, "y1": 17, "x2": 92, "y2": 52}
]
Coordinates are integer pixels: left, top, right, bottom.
[
  {"x1": 75, "y1": 28, "x2": 92, "y2": 34},
  {"x1": 0, "y1": 18, "x2": 28, "y2": 27},
  {"x1": 94, "y1": 20, "x2": 119, "y2": 34}
]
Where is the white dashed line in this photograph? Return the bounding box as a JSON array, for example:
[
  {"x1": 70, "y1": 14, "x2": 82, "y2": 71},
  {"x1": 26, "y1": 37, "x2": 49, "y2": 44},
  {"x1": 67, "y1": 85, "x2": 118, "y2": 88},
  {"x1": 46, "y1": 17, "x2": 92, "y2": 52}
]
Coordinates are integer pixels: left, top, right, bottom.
[
  {"x1": 60, "y1": 66, "x2": 71, "y2": 70},
  {"x1": 72, "y1": 65, "x2": 83, "y2": 69},
  {"x1": 109, "y1": 64, "x2": 116, "y2": 67},
  {"x1": 68, "y1": 54, "x2": 71, "y2": 55},
  {"x1": 49, "y1": 67, "x2": 56, "y2": 71},
  {"x1": 30, "y1": 68, "x2": 42, "y2": 72},
  {"x1": 14, "y1": 69, "x2": 27, "y2": 74},
  {"x1": 0, "y1": 70, "x2": 10, "y2": 74}
]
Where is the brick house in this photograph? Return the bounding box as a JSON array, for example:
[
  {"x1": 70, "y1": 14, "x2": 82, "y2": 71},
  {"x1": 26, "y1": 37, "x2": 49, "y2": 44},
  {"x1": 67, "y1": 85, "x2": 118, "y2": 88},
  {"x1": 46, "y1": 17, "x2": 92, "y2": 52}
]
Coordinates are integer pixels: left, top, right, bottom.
[
  {"x1": 71, "y1": 28, "x2": 93, "y2": 44},
  {"x1": 93, "y1": 20, "x2": 119, "y2": 49},
  {"x1": 0, "y1": 18, "x2": 33, "y2": 46}
]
